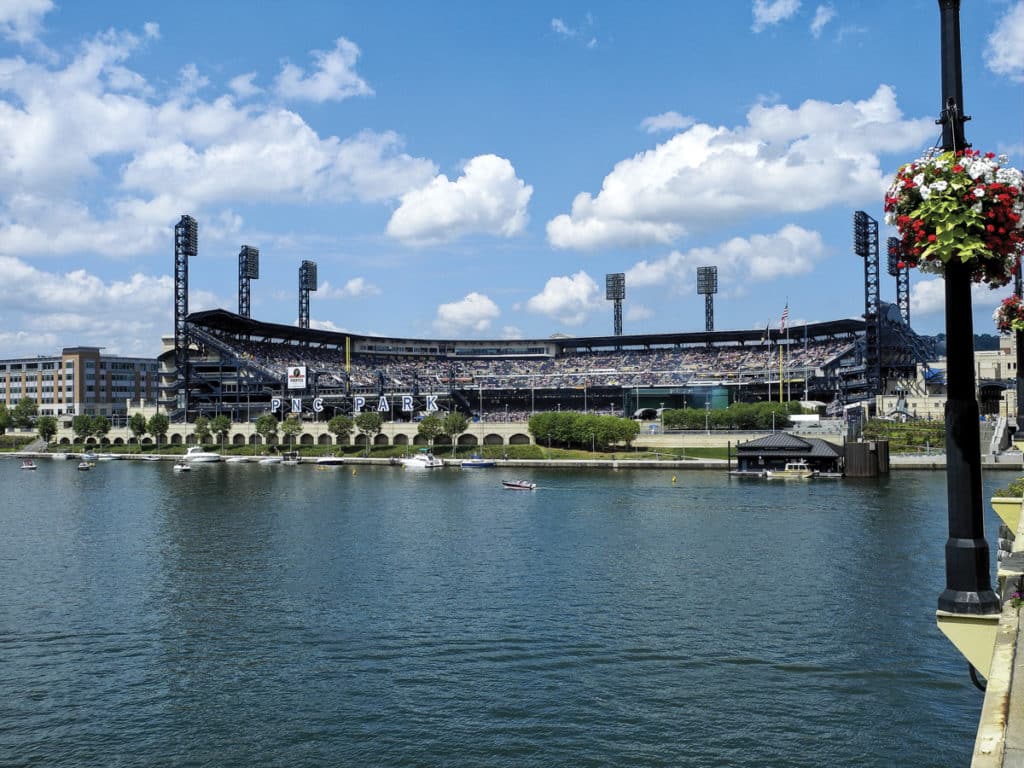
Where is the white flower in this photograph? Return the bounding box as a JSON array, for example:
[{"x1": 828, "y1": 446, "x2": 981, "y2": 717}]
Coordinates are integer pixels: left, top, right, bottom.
[
  {"x1": 972, "y1": 202, "x2": 984, "y2": 214},
  {"x1": 913, "y1": 173, "x2": 925, "y2": 186},
  {"x1": 931, "y1": 179, "x2": 949, "y2": 193},
  {"x1": 919, "y1": 185, "x2": 932, "y2": 200},
  {"x1": 974, "y1": 187, "x2": 986, "y2": 198}
]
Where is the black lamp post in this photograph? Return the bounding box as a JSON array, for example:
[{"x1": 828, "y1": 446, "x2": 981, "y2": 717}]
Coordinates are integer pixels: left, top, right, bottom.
[
  {"x1": 936, "y1": 0, "x2": 999, "y2": 615},
  {"x1": 1016, "y1": 258, "x2": 1024, "y2": 433}
]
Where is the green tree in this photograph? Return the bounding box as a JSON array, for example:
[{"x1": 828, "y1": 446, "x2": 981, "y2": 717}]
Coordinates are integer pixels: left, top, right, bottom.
[
  {"x1": 12, "y1": 397, "x2": 37, "y2": 429},
  {"x1": 36, "y1": 415, "x2": 58, "y2": 444},
  {"x1": 210, "y1": 415, "x2": 231, "y2": 450},
  {"x1": 281, "y1": 415, "x2": 303, "y2": 451},
  {"x1": 416, "y1": 413, "x2": 443, "y2": 447},
  {"x1": 0, "y1": 402, "x2": 11, "y2": 434},
  {"x1": 129, "y1": 412, "x2": 148, "y2": 452},
  {"x1": 354, "y1": 411, "x2": 384, "y2": 455},
  {"x1": 254, "y1": 413, "x2": 278, "y2": 450},
  {"x1": 441, "y1": 411, "x2": 469, "y2": 455},
  {"x1": 193, "y1": 415, "x2": 211, "y2": 446},
  {"x1": 92, "y1": 415, "x2": 111, "y2": 446},
  {"x1": 147, "y1": 413, "x2": 169, "y2": 452},
  {"x1": 327, "y1": 414, "x2": 354, "y2": 446},
  {"x1": 71, "y1": 414, "x2": 95, "y2": 446}
]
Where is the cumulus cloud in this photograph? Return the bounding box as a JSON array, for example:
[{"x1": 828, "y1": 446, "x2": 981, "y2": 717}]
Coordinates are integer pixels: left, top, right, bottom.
[
  {"x1": 273, "y1": 36, "x2": 373, "y2": 102},
  {"x1": 433, "y1": 292, "x2": 501, "y2": 335},
  {"x1": 387, "y1": 154, "x2": 533, "y2": 245},
  {"x1": 986, "y1": 1, "x2": 1024, "y2": 81},
  {"x1": 626, "y1": 305, "x2": 654, "y2": 322},
  {"x1": 550, "y1": 15, "x2": 597, "y2": 47},
  {"x1": 526, "y1": 271, "x2": 602, "y2": 325},
  {"x1": 0, "y1": 28, "x2": 438, "y2": 257},
  {"x1": 810, "y1": 5, "x2": 836, "y2": 38},
  {"x1": 228, "y1": 72, "x2": 261, "y2": 99},
  {"x1": 501, "y1": 325, "x2": 524, "y2": 339},
  {"x1": 0, "y1": 0, "x2": 53, "y2": 44},
  {"x1": 626, "y1": 225, "x2": 825, "y2": 291},
  {"x1": 752, "y1": 0, "x2": 801, "y2": 32},
  {"x1": 640, "y1": 111, "x2": 695, "y2": 134},
  {"x1": 0, "y1": 254, "x2": 220, "y2": 356},
  {"x1": 911, "y1": 277, "x2": 1003, "y2": 318},
  {"x1": 547, "y1": 85, "x2": 933, "y2": 250},
  {"x1": 320, "y1": 276, "x2": 381, "y2": 299}
]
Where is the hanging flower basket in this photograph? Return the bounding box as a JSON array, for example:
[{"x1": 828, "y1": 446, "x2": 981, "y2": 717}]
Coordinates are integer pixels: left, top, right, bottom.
[
  {"x1": 994, "y1": 294, "x2": 1024, "y2": 333},
  {"x1": 884, "y1": 149, "x2": 1024, "y2": 287}
]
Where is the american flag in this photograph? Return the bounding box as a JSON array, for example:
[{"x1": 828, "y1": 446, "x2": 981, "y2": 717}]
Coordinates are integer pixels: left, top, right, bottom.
[{"x1": 780, "y1": 303, "x2": 789, "y2": 332}]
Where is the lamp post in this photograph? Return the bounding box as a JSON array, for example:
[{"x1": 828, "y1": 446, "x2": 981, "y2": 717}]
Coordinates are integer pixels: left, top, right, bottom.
[
  {"x1": 936, "y1": 0, "x2": 998, "y2": 615},
  {"x1": 1016, "y1": 255, "x2": 1024, "y2": 435}
]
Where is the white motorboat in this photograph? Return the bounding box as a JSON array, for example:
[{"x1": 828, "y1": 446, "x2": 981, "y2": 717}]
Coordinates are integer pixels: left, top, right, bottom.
[
  {"x1": 316, "y1": 456, "x2": 346, "y2": 466},
  {"x1": 282, "y1": 451, "x2": 301, "y2": 465},
  {"x1": 400, "y1": 451, "x2": 444, "y2": 469},
  {"x1": 20, "y1": 459, "x2": 37, "y2": 470},
  {"x1": 502, "y1": 479, "x2": 536, "y2": 490},
  {"x1": 225, "y1": 456, "x2": 251, "y2": 464},
  {"x1": 258, "y1": 456, "x2": 283, "y2": 465},
  {"x1": 172, "y1": 460, "x2": 192, "y2": 472},
  {"x1": 50, "y1": 453, "x2": 70, "y2": 460},
  {"x1": 183, "y1": 446, "x2": 222, "y2": 463}
]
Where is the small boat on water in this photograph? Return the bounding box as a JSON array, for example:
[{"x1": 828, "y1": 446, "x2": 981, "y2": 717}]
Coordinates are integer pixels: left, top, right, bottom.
[
  {"x1": 282, "y1": 451, "x2": 301, "y2": 465},
  {"x1": 80, "y1": 452, "x2": 98, "y2": 462},
  {"x1": 461, "y1": 454, "x2": 495, "y2": 468},
  {"x1": 765, "y1": 460, "x2": 816, "y2": 480},
  {"x1": 172, "y1": 460, "x2": 192, "y2": 472},
  {"x1": 316, "y1": 456, "x2": 346, "y2": 466},
  {"x1": 183, "y1": 446, "x2": 222, "y2": 463},
  {"x1": 20, "y1": 459, "x2": 37, "y2": 470},
  {"x1": 400, "y1": 451, "x2": 444, "y2": 469},
  {"x1": 258, "y1": 456, "x2": 283, "y2": 465},
  {"x1": 502, "y1": 479, "x2": 536, "y2": 490},
  {"x1": 77, "y1": 460, "x2": 94, "y2": 471},
  {"x1": 50, "y1": 453, "x2": 70, "y2": 461},
  {"x1": 225, "y1": 456, "x2": 251, "y2": 464}
]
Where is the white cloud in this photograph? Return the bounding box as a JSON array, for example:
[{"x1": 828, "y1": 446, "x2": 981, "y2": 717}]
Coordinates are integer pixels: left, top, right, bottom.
[
  {"x1": 274, "y1": 36, "x2": 373, "y2": 102},
  {"x1": 0, "y1": 30, "x2": 438, "y2": 256},
  {"x1": 0, "y1": 0, "x2": 53, "y2": 44},
  {"x1": 810, "y1": 5, "x2": 836, "y2": 38},
  {"x1": 640, "y1": 111, "x2": 695, "y2": 134},
  {"x1": 626, "y1": 305, "x2": 654, "y2": 322},
  {"x1": 501, "y1": 325, "x2": 524, "y2": 339},
  {"x1": 526, "y1": 271, "x2": 602, "y2": 325},
  {"x1": 551, "y1": 18, "x2": 574, "y2": 37},
  {"x1": 433, "y1": 292, "x2": 501, "y2": 335},
  {"x1": 550, "y1": 15, "x2": 598, "y2": 47},
  {"x1": 309, "y1": 319, "x2": 351, "y2": 333},
  {"x1": 752, "y1": 0, "x2": 801, "y2": 32},
  {"x1": 627, "y1": 225, "x2": 825, "y2": 290},
  {"x1": 387, "y1": 154, "x2": 533, "y2": 245},
  {"x1": 547, "y1": 85, "x2": 933, "y2": 250},
  {"x1": 228, "y1": 72, "x2": 262, "y2": 98},
  {"x1": 911, "y1": 277, "x2": 1004, "y2": 318},
  {"x1": 986, "y1": 1, "x2": 1024, "y2": 81},
  {"x1": 320, "y1": 276, "x2": 381, "y2": 299},
  {"x1": 142, "y1": 22, "x2": 160, "y2": 40},
  {"x1": 0, "y1": 254, "x2": 189, "y2": 356}
]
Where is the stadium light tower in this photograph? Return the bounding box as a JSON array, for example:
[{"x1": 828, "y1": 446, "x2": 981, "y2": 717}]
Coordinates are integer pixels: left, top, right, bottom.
[
  {"x1": 853, "y1": 211, "x2": 881, "y2": 395},
  {"x1": 696, "y1": 266, "x2": 717, "y2": 332},
  {"x1": 605, "y1": 273, "x2": 625, "y2": 336},
  {"x1": 299, "y1": 260, "x2": 318, "y2": 329},
  {"x1": 886, "y1": 237, "x2": 911, "y2": 327},
  {"x1": 173, "y1": 214, "x2": 198, "y2": 415},
  {"x1": 238, "y1": 246, "x2": 260, "y2": 319}
]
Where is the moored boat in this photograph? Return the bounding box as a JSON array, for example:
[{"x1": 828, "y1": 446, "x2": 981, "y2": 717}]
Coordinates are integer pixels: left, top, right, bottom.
[
  {"x1": 225, "y1": 456, "x2": 251, "y2": 464},
  {"x1": 172, "y1": 460, "x2": 192, "y2": 472},
  {"x1": 502, "y1": 479, "x2": 536, "y2": 490},
  {"x1": 183, "y1": 446, "x2": 222, "y2": 463},
  {"x1": 765, "y1": 460, "x2": 816, "y2": 480},
  {"x1": 258, "y1": 456, "x2": 283, "y2": 465},
  {"x1": 400, "y1": 451, "x2": 444, "y2": 469},
  {"x1": 461, "y1": 454, "x2": 495, "y2": 468},
  {"x1": 315, "y1": 456, "x2": 345, "y2": 466}
]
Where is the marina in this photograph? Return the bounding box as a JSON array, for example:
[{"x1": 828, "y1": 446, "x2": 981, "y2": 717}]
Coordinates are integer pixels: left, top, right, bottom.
[{"x1": 0, "y1": 459, "x2": 999, "y2": 766}]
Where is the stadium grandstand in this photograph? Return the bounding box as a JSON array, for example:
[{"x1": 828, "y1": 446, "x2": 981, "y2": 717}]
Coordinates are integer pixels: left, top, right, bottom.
[{"x1": 157, "y1": 303, "x2": 935, "y2": 423}]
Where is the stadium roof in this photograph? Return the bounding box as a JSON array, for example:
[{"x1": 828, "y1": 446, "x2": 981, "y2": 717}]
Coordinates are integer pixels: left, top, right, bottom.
[{"x1": 187, "y1": 308, "x2": 866, "y2": 352}]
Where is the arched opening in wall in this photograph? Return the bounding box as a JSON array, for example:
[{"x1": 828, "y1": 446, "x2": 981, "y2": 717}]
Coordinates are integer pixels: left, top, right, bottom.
[
  {"x1": 300, "y1": 434, "x2": 314, "y2": 445},
  {"x1": 435, "y1": 435, "x2": 452, "y2": 446},
  {"x1": 318, "y1": 434, "x2": 332, "y2": 445},
  {"x1": 373, "y1": 434, "x2": 389, "y2": 446},
  {"x1": 85, "y1": 437, "x2": 96, "y2": 446},
  {"x1": 249, "y1": 435, "x2": 262, "y2": 446},
  {"x1": 335, "y1": 436, "x2": 351, "y2": 446},
  {"x1": 393, "y1": 434, "x2": 409, "y2": 446},
  {"x1": 232, "y1": 434, "x2": 246, "y2": 445},
  {"x1": 141, "y1": 437, "x2": 153, "y2": 446},
  {"x1": 457, "y1": 434, "x2": 478, "y2": 446},
  {"x1": 483, "y1": 433, "x2": 504, "y2": 445},
  {"x1": 509, "y1": 433, "x2": 531, "y2": 445},
  {"x1": 171, "y1": 434, "x2": 183, "y2": 445},
  {"x1": 267, "y1": 435, "x2": 279, "y2": 447},
  {"x1": 113, "y1": 437, "x2": 125, "y2": 445},
  {"x1": 413, "y1": 435, "x2": 429, "y2": 446},
  {"x1": 354, "y1": 435, "x2": 368, "y2": 447},
  {"x1": 186, "y1": 434, "x2": 197, "y2": 445},
  {"x1": 59, "y1": 437, "x2": 70, "y2": 445}
]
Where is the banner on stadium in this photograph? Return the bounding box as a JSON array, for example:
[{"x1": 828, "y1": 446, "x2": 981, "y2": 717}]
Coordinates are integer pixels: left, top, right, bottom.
[{"x1": 287, "y1": 365, "x2": 307, "y2": 390}]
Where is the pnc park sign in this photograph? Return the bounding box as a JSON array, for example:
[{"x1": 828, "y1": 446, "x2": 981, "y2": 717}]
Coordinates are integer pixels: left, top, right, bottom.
[{"x1": 270, "y1": 395, "x2": 441, "y2": 415}]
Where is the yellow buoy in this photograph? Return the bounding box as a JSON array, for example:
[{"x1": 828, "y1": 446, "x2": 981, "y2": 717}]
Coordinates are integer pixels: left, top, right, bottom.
[
  {"x1": 352, "y1": 469, "x2": 357, "y2": 476},
  {"x1": 672, "y1": 475, "x2": 677, "y2": 483}
]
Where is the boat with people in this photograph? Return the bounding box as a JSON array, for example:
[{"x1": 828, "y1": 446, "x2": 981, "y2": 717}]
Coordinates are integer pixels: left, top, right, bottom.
[
  {"x1": 20, "y1": 459, "x2": 37, "y2": 470},
  {"x1": 172, "y1": 460, "x2": 192, "y2": 472},
  {"x1": 77, "y1": 460, "x2": 94, "y2": 471},
  {"x1": 765, "y1": 460, "x2": 816, "y2": 480},
  {"x1": 183, "y1": 446, "x2": 222, "y2": 463},
  {"x1": 502, "y1": 479, "x2": 536, "y2": 490},
  {"x1": 461, "y1": 454, "x2": 495, "y2": 468},
  {"x1": 400, "y1": 451, "x2": 444, "y2": 469},
  {"x1": 282, "y1": 451, "x2": 301, "y2": 465}
]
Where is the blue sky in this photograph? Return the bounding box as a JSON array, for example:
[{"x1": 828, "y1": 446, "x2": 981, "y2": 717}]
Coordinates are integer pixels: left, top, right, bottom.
[{"x1": 0, "y1": 0, "x2": 1023, "y2": 358}]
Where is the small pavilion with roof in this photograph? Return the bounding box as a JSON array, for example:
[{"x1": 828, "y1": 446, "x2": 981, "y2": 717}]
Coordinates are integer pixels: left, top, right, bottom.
[{"x1": 733, "y1": 432, "x2": 843, "y2": 475}]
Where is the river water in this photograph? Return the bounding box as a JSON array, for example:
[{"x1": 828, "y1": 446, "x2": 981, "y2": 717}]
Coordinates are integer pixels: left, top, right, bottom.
[{"x1": 0, "y1": 459, "x2": 1008, "y2": 766}]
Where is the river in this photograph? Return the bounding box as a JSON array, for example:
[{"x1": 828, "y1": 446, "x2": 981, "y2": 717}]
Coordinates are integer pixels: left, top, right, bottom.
[{"x1": 0, "y1": 459, "x2": 1008, "y2": 766}]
